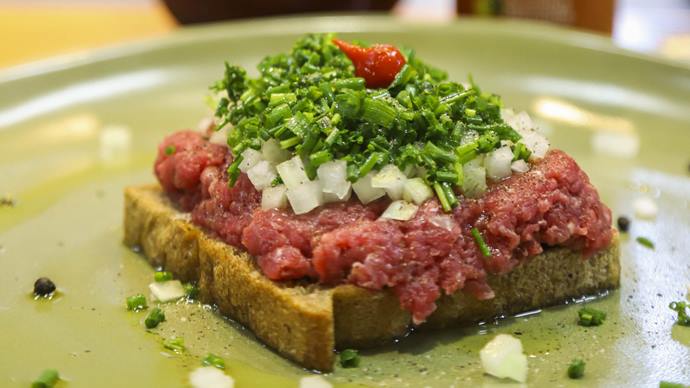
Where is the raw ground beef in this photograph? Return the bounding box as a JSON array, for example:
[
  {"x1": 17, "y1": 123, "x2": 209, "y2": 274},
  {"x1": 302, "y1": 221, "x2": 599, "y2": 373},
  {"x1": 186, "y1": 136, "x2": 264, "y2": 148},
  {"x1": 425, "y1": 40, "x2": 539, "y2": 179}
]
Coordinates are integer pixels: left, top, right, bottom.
[{"x1": 154, "y1": 130, "x2": 613, "y2": 323}]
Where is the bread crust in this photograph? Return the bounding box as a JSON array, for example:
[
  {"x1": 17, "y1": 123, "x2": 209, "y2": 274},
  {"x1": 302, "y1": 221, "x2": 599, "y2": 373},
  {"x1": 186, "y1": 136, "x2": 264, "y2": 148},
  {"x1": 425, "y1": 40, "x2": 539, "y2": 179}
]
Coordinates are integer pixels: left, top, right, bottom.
[{"x1": 124, "y1": 185, "x2": 620, "y2": 371}]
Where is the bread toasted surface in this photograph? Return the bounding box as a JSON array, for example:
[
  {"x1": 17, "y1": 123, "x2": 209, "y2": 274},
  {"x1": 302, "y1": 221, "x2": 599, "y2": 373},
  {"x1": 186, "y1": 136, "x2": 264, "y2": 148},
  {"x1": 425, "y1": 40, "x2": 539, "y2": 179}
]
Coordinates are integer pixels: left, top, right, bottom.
[{"x1": 124, "y1": 185, "x2": 620, "y2": 371}]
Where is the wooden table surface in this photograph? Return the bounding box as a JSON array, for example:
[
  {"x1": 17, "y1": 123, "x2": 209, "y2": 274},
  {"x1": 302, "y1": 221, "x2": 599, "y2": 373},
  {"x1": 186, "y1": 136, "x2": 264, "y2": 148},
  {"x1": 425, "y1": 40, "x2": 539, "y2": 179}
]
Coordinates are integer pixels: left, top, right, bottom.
[{"x1": 0, "y1": 2, "x2": 177, "y2": 69}]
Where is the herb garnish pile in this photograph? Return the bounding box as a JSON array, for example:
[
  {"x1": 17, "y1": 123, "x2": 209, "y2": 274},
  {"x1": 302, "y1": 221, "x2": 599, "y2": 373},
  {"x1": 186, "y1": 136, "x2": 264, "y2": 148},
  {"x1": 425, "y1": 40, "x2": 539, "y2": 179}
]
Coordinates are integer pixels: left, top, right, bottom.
[{"x1": 211, "y1": 34, "x2": 529, "y2": 210}]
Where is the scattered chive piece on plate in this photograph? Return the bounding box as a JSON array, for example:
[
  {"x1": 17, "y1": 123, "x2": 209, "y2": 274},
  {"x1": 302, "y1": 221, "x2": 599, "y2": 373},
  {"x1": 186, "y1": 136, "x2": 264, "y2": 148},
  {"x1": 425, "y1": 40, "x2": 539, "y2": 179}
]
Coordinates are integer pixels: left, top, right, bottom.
[
  {"x1": 126, "y1": 293, "x2": 147, "y2": 311},
  {"x1": 659, "y1": 382, "x2": 686, "y2": 388},
  {"x1": 471, "y1": 227, "x2": 491, "y2": 258},
  {"x1": 339, "y1": 349, "x2": 361, "y2": 368},
  {"x1": 668, "y1": 301, "x2": 690, "y2": 326},
  {"x1": 567, "y1": 359, "x2": 585, "y2": 379},
  {"x1": 184, "y1": 283, "x2": 200, "y2": 299},
  {"x1": 577, "y1": 307, "x2": 606, "y2": 326},
  {"x1": 202, "y1": 353, "x2": 226, "y2": 370},
  {"x1": 635, "y1": 236, "x2": 655, "y2": 249},
  {"x1": 144, "y1": 307, "x2": 166, "y2": 329},
  {"x1": 163, "y1": 337, "x2": 185, "y2": 353},
  {"x1": 31, "y1": 369, "x2": 59, "y2": 388},
  {"x1": 154, "y1": 271, "x2": 173, "y2": 282}
]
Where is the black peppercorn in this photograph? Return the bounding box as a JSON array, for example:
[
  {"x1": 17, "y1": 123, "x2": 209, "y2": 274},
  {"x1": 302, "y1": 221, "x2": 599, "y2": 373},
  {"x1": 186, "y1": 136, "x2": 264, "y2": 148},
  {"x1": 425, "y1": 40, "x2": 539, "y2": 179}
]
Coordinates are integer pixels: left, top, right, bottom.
[
  {"x1": 616, "y1": 216, "x2": 630, "y2": 233},
  {"x1": 33, "y1": 277, "x2": 56, "y2": 296}
]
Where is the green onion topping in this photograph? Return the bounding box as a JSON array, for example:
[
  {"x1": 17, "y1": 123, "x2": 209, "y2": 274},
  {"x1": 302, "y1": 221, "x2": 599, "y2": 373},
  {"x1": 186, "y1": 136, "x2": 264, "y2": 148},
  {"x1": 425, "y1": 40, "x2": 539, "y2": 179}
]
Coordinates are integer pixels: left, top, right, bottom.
[
  {"x1": 577, "y1": 306, "x2": 607, "y2": 326},
  {"x1": 31, "y1": 369, "x2": 59, "y2": 388},
  {"x1": 145, "y1": 307, "x2": 166, "y2": 329},
  {"x1": 339, "y1": 349, "x2": 361, "y2": 368},
  {"x1": 471, "y1": 227, "x2": 491, "y2": 257},
  {"x1": 164, "y1": 145, "x2": 176, "y2": 155},
  {"x1": 636, "y1": 236, "x2": 655, "y2": 249},
  {"x1": 202, "y1": 353, "x2": 226, "y2": 370},
  {"x1": 659, "y1": 381, "x2": 687, "y2": 388},
  {"x1": 669, "y1": 301, "x2": 690, "y2": 326},
  {"x1": 567, "y1": 359, "x2": 585, "y2": 379},
  {"x1": 163, "y1": 337, "x2": 185, "y2": 353},
  {"x1": 126, "y1": 294, "x2": 148, "y2": 312},
  {"x1": 184, "y1": 283, "x2": 200, "y2": 300},
  {"x1": 210, "y1": 34, "x2": 526, "y2": 212},
  {"x1": 154, "y1": 271, "x2": 173, "y2": 282}
]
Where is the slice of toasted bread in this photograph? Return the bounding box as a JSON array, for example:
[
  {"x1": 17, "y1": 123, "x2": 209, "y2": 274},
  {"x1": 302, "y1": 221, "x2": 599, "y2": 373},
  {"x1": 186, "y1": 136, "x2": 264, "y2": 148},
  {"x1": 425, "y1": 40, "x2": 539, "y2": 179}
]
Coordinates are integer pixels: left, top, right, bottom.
[{"x1": 123, "y1": 185, "x2": 620, "y2": 371}]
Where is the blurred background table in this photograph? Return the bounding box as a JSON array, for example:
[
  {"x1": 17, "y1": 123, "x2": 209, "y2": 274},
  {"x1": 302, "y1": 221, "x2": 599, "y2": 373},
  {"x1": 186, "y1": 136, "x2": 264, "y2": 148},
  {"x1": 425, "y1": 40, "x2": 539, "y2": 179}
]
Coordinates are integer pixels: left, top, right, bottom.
[{"x1": 0, "y1": 0, "x2": 688, "y2": 69}]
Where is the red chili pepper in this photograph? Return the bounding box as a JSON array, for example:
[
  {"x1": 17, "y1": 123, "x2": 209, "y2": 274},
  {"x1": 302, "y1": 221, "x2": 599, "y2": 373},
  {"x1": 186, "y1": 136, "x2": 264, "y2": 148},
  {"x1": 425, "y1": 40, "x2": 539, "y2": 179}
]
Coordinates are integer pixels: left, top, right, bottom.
[{"x1": 333, "y1": 38, "x2": 406, "y2": 89}]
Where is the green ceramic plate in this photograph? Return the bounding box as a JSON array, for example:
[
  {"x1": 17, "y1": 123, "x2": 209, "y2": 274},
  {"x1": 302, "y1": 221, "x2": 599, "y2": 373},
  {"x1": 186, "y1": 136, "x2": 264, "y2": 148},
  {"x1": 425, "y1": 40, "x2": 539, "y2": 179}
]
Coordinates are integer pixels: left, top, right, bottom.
[{"x1": 1, "y1": 15, "x2": 689, "y2": 388}]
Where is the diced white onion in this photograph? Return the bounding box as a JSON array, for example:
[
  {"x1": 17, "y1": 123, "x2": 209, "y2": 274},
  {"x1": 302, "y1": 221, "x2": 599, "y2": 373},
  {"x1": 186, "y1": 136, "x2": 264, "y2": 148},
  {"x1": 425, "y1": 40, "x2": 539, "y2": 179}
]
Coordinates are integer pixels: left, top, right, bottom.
[
  {"x1": 371, "y1": 164, "x2": 407, "y2": 200},
  {"x1": 430, "y1": 215, "x2": 455, "y2": 231},
  {"x1": 462, "y1": 157, "x2": 487, "y2": 198},
  {"x1": 317, "y1": 160, "x2": 351, "y2": 200},
  {"x1": 287, "y1": 180, "x2": 323, "y2": 215},
  {"x1": 485, "y1": 146, "x2": 514, "y2": 181},
  {"x1": 479, "y1": 334, "x2": 528, "y2": 383},
  {"x1": 276, "y1": 156, "x2": 309, "y2": 190},
  {"x1": 352, "y1": 172, "x2": 386, "y2": 204},
  {"x1": 380, "y1": 200, "x2": 419, "y2": 221},
  {"x1": 149, "y1": 280, "x2": 185, "y2": 303},
  {"x1": 189, "y1": 367, "x2": 234, "y2": 388},
  {"x1": 511, "y1": 159, "x2": 530, "y2": 173},
  {"x1": 324, "y1": 186, "x2": 352, "y2": 203},
  {"x1": 503, "y1": 110, "x2": 549, "y2": 160},
  {"x1": 633, "y1": 197, "x2": 658, "y2": 219},
  {"x1": 402, "y1": 177, "x2": 433, "y2": 205},
  {"x1": 247, "y1": 160, "x2": 278, "y2": 191},
  {"x1": 261, "y1": 138, "x2": 291, "y2": 163},
  {"x1": 239, "y1": 148, "x2": 263, "y2": 173},
  {"x1": 261, "y1": 184, "x2": 288, "y2": 209},
  {"x1": 299, "y1": 375, "x2": 332, "y2": 388},
  {"x1": 208, "y1": 127, "x2": 227, "y2": 146}
]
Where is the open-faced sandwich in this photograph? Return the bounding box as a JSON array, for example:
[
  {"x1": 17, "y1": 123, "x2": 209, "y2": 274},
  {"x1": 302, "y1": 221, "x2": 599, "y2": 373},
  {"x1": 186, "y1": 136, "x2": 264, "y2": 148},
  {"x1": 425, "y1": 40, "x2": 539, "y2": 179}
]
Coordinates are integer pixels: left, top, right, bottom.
[{"x1": 124, "y1": 34, "x2": 620, "y2": 371}]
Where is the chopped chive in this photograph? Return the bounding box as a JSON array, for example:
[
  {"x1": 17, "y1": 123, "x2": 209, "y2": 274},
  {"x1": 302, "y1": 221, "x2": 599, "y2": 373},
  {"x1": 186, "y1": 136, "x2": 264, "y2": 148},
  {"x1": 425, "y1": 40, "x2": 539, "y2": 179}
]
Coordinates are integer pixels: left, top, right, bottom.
[
  {"x1": 358, "y1": 152, "x2": 382, "y2": 178},
  {"x1": 163, "y1": 337, "x2": 185, "y2": 353},
  {"x1": 339, "y1": 349, "x2": 361, "y2": 368},
  {"x1": 309, "y1": 150, "x2": 333, "y2": 167},
  {"x1": 361, "y1": 98, "x2": 397, "y2": 129},
  {"x1": 577, "y1": 306, "x2": 606, "y2": 326},
  {"x1": 202, "y1": 353, "x2": 226, "y2": 370},
  {"x1": 126, "y1": 294, "x2": 147, "y2": 312},
  {"x1": 471, "y1": 227, "x2": 491, "y2": 257},
  {"x1": 424, "y1": 142, "x2": 457, "y2": 163},
  {"x1": 464, "y1": 108, "x2": 476, "y2": 117},
  {"x1": 440, "y1": 182, "x2": 458, "y2": 208},
  {"x1": 456, "y1": 142, "x2": 479, "y2": 164},
  {"x1": 226, "y1": 155, "x2": 243, "y2": 187},
  {"x1": 669, "y1": 301, "x2": 690, "y2": 326},
  {"x1": 636, "y1": 236, "x2": 655, "y2": 249},
  {"x1": 145, "y1": 307, "x2": 166, "y2": 329},
  {"x1": 435, "y1": 170, "x2": 458, "y2": 183},
  {"x1": 154, "y1": 271, "x2": 173, "y2": 282},
  {"x1": 164, "y1": 145, "x2": 176, "y2": 155},
  {"x1": 433, "y1": 182, "x2": 451, "y2": 212},
  {"x1": 334, "y1": 77, "x2": 365, "y2": 91},
  {"x1": 280, "y1": 136, "x2": 302, "y2": 150},
  {"x1": 184, "y1": 283, "x2": 200, "y2": 300},
  {"x1": 567, "y1": 359, "x2": 585, "y2": 379},
  {"x1": 31, "y1": 369, "x2": 59, "y2": 388},
  {"x1": 268, "y1": 92, "x2": 296, "y2": 107},
  {"x1": 659, "y1": 382, "x2": 686, "y2": 388}
]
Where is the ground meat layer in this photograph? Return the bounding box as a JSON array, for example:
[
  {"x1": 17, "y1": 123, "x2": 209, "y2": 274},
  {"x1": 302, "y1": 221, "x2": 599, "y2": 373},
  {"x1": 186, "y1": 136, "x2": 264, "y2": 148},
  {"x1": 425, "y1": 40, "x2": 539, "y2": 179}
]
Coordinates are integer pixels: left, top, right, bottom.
[{"x1": 154, "y1": 130, "x2": 613, "y2": 323}]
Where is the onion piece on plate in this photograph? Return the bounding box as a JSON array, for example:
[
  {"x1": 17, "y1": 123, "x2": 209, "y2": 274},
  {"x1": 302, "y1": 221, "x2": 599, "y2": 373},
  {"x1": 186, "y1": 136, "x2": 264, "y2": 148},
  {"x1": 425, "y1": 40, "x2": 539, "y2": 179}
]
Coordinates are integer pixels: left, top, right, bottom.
[
  {"x1": 276, "y1": 156, "x2": 309, "y2": 190},
  {"x1": 380, "y1": 200, "x2": 419, "y2": 221},
  {"x1": 261, "y1": 138, "x2": 291, "y2": 164},
  {"x1": 286, "y1": 180, "x2": 323, "y2": 215},
  {"x1": 479, "y1": 334, "x2": 528, "y2": 383},
  {"x1": 371, "y1": 164, "x2": 407, "y2": 200},
  {"x1": 239, "y1": 148, "x2": 263, "y2": 172},
  {"x1": 149, "y1": 280, "x2": 186, "y2": 303},
  {"x1": 261, "y1": 184, "x2": 288, "y2": 210},
  {"x1": 511, "y1": 159, "x2": 530, "y2": 173},
  {"x1": 317, "y1": 160, "x2": 351, "y2": 200},
  {"x1": 299, "y1": 375, "x2": 332, "y2": 388},
  {"x1": 352, "y1": 172, "x2": 386, "y2": 204},
  {"x1": 247, "y1": 160, "x2": 278, "y2": 190},
  {"x1": 189, "y1": 367, "x2": 234, "y2": 388},
  {"x1": 485, "y1": 146, "x2": 513, "y2": 181},
  {"x1": 402, "y1": 177, "x2": 433, "y2": 205}
]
